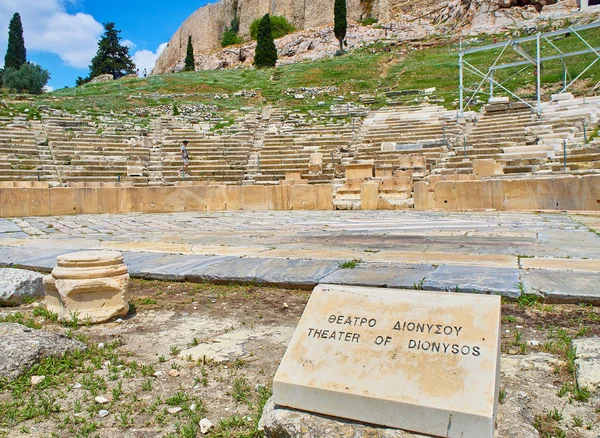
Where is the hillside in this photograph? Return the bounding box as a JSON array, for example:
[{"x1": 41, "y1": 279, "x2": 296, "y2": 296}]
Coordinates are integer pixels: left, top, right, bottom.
[
  {"x1": 153, "y1": 0, "x2": 585, "y2": 74},
  {"x1": 15, "y1": 21, "x2": 597, "y2": 120}
]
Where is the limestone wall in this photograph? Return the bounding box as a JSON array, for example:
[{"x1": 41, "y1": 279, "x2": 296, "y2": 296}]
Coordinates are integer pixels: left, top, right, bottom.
[
  {"x1": 0, "y1": 185, "x2": 334, "y2": 218},
  {"x1": 414, "y1": 175, "x2": 600, "y2": 212},
  {"x1": 152, "y1": 0, "x2": 581, "y2": 74},
  {"x1": 0, "y1": 175, "x2": 598, "y2": 218},
  {"x1": 153, "y1": 0, "x2": 437, "y2": 74}
]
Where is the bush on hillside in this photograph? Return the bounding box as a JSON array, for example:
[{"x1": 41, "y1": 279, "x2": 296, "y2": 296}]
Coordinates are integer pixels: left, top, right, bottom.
[
  {"x1": 253, "y1": 14, "x2": 278, "y2": 68},
  {"x1": 3, "y1": 63, "x2": 50, "y2": 94},
  {"x1": 250, "y1": 15, "x2": 294, "y2": 40},
  {"x1": 221, "y1": 29, "x2": 243, "y2": 47},
  {"x1": 358, "y1": 17, "x2": 378, "y2": 26}
]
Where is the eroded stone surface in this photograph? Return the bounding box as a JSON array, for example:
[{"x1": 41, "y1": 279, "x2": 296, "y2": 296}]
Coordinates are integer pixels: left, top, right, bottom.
[
  {"x1": 0, "y1": 268, "x2": 45, "y2": 306},
  {"x1": 180, "y1": 326, "x2": 295, "y2": 363},
  {"x1": 44, "y1": 250, "x2": 129, "y2": 323},
  {"x1": 0, "y1": 323, "x2": 85, "y2": 381},
  {"x1": 259, "y1": 398, "x2": 423, "y2": 438},
  {"x1": 573, "y1": 338, "x2": 600, "y2": 390}
]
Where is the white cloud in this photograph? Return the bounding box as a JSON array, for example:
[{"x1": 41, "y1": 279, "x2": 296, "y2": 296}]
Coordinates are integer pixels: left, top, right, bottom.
[
  {"x1": 43, "y1": 85, "x2": 54, "y2": 92},
  {"x1": 0, "y1": 0, "x2": 104, "y2": 68},
  {"x1": 122, "y1": 39, "x2": 136, "y2": 49},
  {"x1": 132, "y1": 42, "x2": 167, "y2": 76}
]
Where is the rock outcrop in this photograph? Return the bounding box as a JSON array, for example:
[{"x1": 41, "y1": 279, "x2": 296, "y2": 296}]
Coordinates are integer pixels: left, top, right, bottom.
[
  {"x1": 153, "y1": 0, "x2": 581, "y2": 75},
  {"x1": 0, "y1": 268, "x2": 45, "y2": 306},
  {"x1": 0, "y1": 323, "x2": 86, "y2": 381}
]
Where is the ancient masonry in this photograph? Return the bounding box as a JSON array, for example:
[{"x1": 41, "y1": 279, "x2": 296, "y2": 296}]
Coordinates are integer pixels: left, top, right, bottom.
[
  {"x1": 152, "y1": 0, "x2": 582, "y2": 74},
  {"x1": 0, "y1": 92, "x2": 599, "y2": 215}
]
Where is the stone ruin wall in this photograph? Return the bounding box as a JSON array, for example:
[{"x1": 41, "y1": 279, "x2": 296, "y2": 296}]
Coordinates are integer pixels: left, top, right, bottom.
[
  {"x1": 153, "y1": 0, "x2": 578, "y2": 74},
  {"x1": 152, "y1": 0, "x2": 438, "y2": 75}
]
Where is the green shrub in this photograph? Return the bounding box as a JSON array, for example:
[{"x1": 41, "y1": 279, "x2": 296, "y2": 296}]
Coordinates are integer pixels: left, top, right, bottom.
[
  {"x1": 254, "y1": 14, "x2": 278, "y2": 68},
  {"x1": 358, "y1": 17, "x2": 378, "y2": 26},
  {"x1": 3, "y1": 63, "x2": 50, "y2": 94},
  {"x1": 221, "y1": 29, "x2": 243, "y2": 47},
  {"x1": 250, "y1": 15, "x2": 294, "y2": 40}
]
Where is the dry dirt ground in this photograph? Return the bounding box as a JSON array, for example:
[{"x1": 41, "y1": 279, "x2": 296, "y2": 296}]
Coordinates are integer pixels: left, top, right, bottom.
[{"x1": 1, "y1": 279, "x2": 600, "y2": 438}]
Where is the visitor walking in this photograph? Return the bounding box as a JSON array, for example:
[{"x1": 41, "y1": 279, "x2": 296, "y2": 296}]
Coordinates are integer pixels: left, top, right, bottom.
[
  {"x1": 179, "y1": 140, "x2": 190, "y2": 177},
  {"x1": 143, "y1": 68, "x2": 147, "y2": 78}
]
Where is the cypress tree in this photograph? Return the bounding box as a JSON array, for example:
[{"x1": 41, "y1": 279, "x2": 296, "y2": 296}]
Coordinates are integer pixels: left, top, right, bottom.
[
  {"x1": 89, "y1": 22, "x2": 135, "y2": 80},
  {"x1": 254, "y1": 14, "x2": 277, "y2": 68},
  {"x1": 4, "y1": 13, "x2": 27, "y2": 70},
  {"x1": 334, "y1": 0, "x2": 347, "y2": 53},
  {"x1": 184, "y1": 36, "x2": 195, "y2": 71}
]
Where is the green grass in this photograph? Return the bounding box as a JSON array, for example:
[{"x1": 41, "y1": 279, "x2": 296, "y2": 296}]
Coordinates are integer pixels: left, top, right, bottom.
[
  {"x1": 338, "y1": 259, "x2": 361, "y2": 269},
  {"x1": 2, "y1": 22, "x2": 593, "y2": 121}
]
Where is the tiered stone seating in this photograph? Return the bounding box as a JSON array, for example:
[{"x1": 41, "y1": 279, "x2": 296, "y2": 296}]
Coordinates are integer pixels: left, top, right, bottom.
[
  {"x1": 161, "y1": 128, "x2": 252, "y2": 185},
  {"x1": 441, "y1": 108, "x2": 542, "y2": 174},
  {"x1": 354, "y1": 106, "x2": 459, "y2": 177},
  {"x1": 0, "y1": 116, "x2": 56, "y2": 182},
  {"x1": 254, "y1": 123, "x2": 353, "y2": 185},
  {"x1": 44, "y1": 113, "x2": 151, "y2": 185}
]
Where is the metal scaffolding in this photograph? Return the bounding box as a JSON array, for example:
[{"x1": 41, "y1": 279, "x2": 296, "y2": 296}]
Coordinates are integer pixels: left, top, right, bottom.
[{"x1": 458, "y1": 22, "x2": 600, "y2": 117}]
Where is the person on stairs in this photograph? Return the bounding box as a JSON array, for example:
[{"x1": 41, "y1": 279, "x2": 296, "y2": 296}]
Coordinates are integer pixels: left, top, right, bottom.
[{"x1": 179, "y1": 140, "x2": 190, "y2": 177}]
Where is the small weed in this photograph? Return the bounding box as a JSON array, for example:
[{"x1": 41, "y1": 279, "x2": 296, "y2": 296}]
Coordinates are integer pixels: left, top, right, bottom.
[
  {"x1": 231, "y1": 376, "x2": 251, "y2": 403},
  {"x1": 112, "y1": 381, "x2": 123, "y2": 401},
  {"x1": 498, "y1": 388, "x2": 506, "y2": 403},
  {"x1": 32, "y1": 307, "x2": 59, "y2": 323},
  {"x1": 517, "y1": 292, "x2": 539, "y2": 308},
  {"x1": 502, "y1": 315, "x2": 517, "y2": 323},
  {"x1": 572, "y1": 414, "x2": 584, "y2": 427},
  {"x1": 142, "y1": 379, "x2": 153, "y2": 391},
  {"x1": 576, "y1": 326, "x2": 591, "y2": 338},
  {"x1": 166, "y1": 391, "x2": 189, "y2": 406},
  {"x1": 413, "y1": 277, "x2": 425, "y2": 290},
  {"x1": 557, "y1": 383, "x2": 570, "y2": 398},
  {"x1": 170, "y1": 345, "x2": 181, "y2": 356},
  {"x1": 338, "y1": 259, "x2": 361, "y2": 269},
  {"x1": 67, "y1": 310, "x2": 80, "y2": 328},
  {"x1": 547, "y1": 408, "x2": 563, "y2": 422}
]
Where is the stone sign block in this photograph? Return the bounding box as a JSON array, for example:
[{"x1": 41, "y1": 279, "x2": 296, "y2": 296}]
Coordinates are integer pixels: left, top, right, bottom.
[{"x1": 273, "y1": 284, "x2": 501, "y2": 438}]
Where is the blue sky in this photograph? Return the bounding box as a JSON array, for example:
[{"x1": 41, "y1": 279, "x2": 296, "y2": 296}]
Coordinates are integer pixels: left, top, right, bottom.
[{"x1": 0, "y1": 0, "x2": 213, "y2": 90}]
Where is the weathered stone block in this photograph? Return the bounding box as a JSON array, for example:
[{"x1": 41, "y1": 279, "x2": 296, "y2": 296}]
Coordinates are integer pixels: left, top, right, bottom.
[
  {"x1": 206, "y1": 185, "x2": 226, "y2": 211},
  {"x1": 360, "y1": 182, "x2": 379, "y2": 210},
  {"x1": 553, "y1": 176, "x2": 584, "y2": 211},
  {"x1": 49, "y1": 188, "x2": 76, "y2": 216},
  {"x1": 502, "y1": 180, "x2": 530, "y2": 210},
  {"x1": 346, "y1": 162, "x2": 373, "y2": 180},
  {"x1": 273, "y1": 284, "x2": 501, "y2": 438},
  {"x1": 242, "y1": 186, "x2": 268, "y2": 210},
  {"x1": 434, "y1": 181, "x2": 457, "y2": 210},
  {"x1": 291, "y1": 185, "x2": 315, "y2": 210},
  {"x1": 226, "y1": 186, "x2": 242, "y2": 210},
  {"x1": 528, "y1": 178, "x2": 555, "y2": 210},
  {"x1": 44, "y1": 251, "x2": 129, "y2": 324},
  {"x1": 314, "y1": 184, "x2": 333, "y2": 210},
  {"x1": 269, "y1": 185, "x2": 291, "y2": 211},
  {"x1": 582, "y1": 175, "x2": 600, "y2": 211},
  {"x1": 183, "y1": 186, "x2": 208, "y2": 212},
  {"x1": 414, "y1": 182, "x2": 434, "y2": 210}
]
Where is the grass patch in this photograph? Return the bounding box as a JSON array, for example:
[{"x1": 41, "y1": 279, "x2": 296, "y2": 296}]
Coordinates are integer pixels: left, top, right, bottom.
[{"x1": 338, "y1": 259, "x2": 361, "y2": 269}]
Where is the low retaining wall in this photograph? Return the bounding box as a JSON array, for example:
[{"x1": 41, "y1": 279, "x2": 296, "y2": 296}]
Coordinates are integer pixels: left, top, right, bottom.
[
  {"x1": 0, "y1": 184, "x2": 334, "y2": 218},
  {"x1": 415, "y1": 174, "x2": 600, "y2": 211},
  {"x1": 1, "y1": 175, "x2": 599, "y2": 218}
]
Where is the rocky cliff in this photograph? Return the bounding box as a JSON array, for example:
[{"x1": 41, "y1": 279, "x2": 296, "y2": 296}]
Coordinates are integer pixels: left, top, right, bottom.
[{"x1": 153, "y1": 0, "x2": 580, "y2": 75}]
